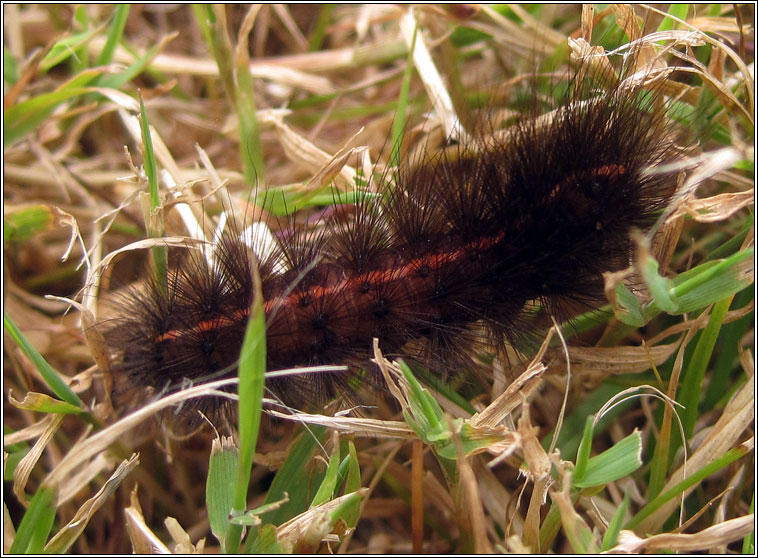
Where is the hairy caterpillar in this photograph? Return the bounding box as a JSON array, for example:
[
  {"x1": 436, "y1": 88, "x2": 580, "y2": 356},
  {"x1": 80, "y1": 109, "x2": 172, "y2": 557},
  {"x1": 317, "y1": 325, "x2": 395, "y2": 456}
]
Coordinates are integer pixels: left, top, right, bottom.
[
  {"x1": 92, "y1": 2, "x2": 756, "y2": 440},
  {"x1": 101, "y1": 41, "x2": 693, "y2": 431}
]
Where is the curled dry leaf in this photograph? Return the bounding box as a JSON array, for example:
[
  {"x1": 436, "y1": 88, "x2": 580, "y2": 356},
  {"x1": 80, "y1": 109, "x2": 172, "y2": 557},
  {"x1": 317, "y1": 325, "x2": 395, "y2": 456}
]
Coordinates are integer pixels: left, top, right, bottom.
[
  {"x1": 12, "y1": 413, "x2": 64, "y2": 506},
  {"x1": 674, "y1": 190, "x2": 754, "y2": 223},
  {"x1": 545, "y1": 341, "x2": 681, "y2": 377},
  {"x1": 614, "y1": 514, "x2": 755, "y2": 552},
  {"x1": 45, "y1": 455, "x2": 139, "y2": 553}
]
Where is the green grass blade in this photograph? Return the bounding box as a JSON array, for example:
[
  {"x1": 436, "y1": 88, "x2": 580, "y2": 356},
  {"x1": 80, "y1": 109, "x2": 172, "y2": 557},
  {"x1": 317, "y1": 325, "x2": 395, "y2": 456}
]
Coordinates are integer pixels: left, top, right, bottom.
[
  {"x1": 640, "y1": 251, "x2": 678, "y2": 312},
  {"x1": 191, "y1": 5, "x2": 214, "y2": 50},
  {"x1": 389, "y1": 22, "x2": 417, "y2": 170},
  {"x1": 344, "y1": 440, "x2": 361, "y2": 494},
  {"x1": 10, "y1": 392, "x2": 85, "y2": 415},
  {"x1": 4, "y1": 81, "x2": 100, "y2": 148},
  {"x1": 671, "y1": 248, "x2": 753, "y2": 313},
  {"x1": 227, "y1": 261, "x2": 266, "y2": 552},
  {"x1": 572, "y1": 415, "x2": 594, "y2": 482},
  {"x1": 235, "y1": 50, "x2": 264, "y2": 188},
  {"x1": 657, "y1": 5, "x2": 690, "y2": 32},
  {"x1": 612, "y1": 281, "x2": 646, "y2": 326},
  {"x1": 543, "y1": 384, "x2": 634, "y2": 461},
  {"x1": 658, "y1": 295, "x2": 733, "y2": 491},
  {"x1": 137, "y1": 92, "x2": 167, "y2": 289},
  {"x1": 208, "y1": 6, "x2": 236, "y2": 108},
  {"x1": 4, "y1": 204, "x2": 57, "y2": 244},
  {"x1": 703, "y1": 288, "x2": 754, "y2": 408},
  {"x1": 627, "y1": 445, "x2": 748, "y2": 530},
  {"x1": 206, "y1": 437, "x2": 239, "y2": 551},
  {"x1": 39, "y1": 26, "x2": 101, "y2": 73},
  {"x1": 602, "y1": 491, "x2": 631, "y2": 551},
  {"x1": 138, "y1": 93, "x2": 160, "y2": 211},
  {"x1": 341, "y1": 440, "x2": 362, "y2": 528},
  {"x1": 95, "y1": 5, "x2": 130, "y2": 67},
  {"x1": 71, "y1": 6, "x2": 90, "y2": 74},
  {"x1": 260, "y1": 427, "x2": 328, "y2": 526},
  {"x1": 245, "y1": 524, "x2": 288, "y2": 554},
  {"x1": 96, "y1": 35, "x2": 168, "y2": 91},
  {"x1": 9, "y1": 486, "x2": 57, "y2": 554},
  {"x1": 307, "y1": 5, "x2": 334, "y2": 52},
  {"x1": 4, "y1": 311, "x2": 84, "y2": 409},
  {"x1": 309, "y1": 434, "x2": 340, "y2": 508},
  {"x1": 678, "y1": 296, "x2": 732, "y2": 439},
  {"x1": 573, "y1": 430, "x2": 642, "y2": 488}
]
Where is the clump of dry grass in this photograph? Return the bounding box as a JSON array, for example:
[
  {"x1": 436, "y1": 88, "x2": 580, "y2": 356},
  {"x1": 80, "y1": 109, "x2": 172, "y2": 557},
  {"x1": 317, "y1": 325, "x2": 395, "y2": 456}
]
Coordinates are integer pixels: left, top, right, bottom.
[{"x1": 3, "y1": 4, "x2": 754, "y2": 554}]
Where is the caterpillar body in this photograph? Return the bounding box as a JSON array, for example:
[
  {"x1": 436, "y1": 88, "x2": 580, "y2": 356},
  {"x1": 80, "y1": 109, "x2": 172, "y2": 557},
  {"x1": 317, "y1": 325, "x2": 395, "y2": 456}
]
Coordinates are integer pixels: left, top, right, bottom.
[{"x1": 103, "y1": 45, "x2": 686, "y2": 429}]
